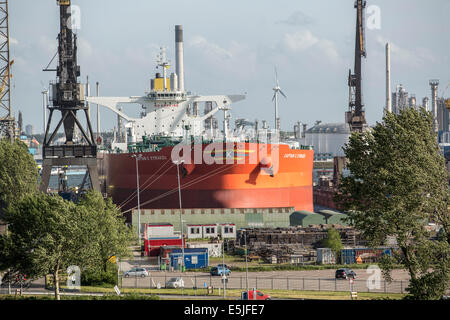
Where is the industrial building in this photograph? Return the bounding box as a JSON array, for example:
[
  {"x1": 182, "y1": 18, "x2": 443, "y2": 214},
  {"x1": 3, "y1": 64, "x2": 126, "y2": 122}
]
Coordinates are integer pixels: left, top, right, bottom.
[
  {"x1": 143, "y1": 223, "x2": 183, "y2": 256},
  {"x1": 299, "y1": 122, "x2": 351, "y2": 161},
  {"x1": 317, "y1": 210, "x2": 348, "y2": 225},
  {"x1": 186, "y1": 223, "x2": 236, "y2": 239}
]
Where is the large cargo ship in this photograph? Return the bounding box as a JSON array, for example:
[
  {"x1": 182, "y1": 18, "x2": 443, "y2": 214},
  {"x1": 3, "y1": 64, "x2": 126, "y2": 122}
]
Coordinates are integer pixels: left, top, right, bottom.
[{"x1": 88, "y1": 25, "x2": 314, "y2": 220}]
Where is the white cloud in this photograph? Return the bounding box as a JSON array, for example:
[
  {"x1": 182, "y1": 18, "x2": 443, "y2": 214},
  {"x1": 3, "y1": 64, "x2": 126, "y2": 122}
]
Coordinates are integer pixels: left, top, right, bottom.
[
  {"x1": 375, "y1": 35, "x2": 437, "y2": 68},
  {"x1": 187, "y1": 35, "x2": 257, "y2": 79},
  {"x1": 283, "y1": 30, "x2": 319, "y2": 52},
  {"x1": 38, "y1": 35, "x2": 58, "y2": 55},
  {"x1": 78, "y1": 37, "x2": 93, "y2": 58},
  {"x1": 276, "y1": 11, "x2": 315, "y2": 26},
  {"x1": 189, "y1": 35, "x2": 233, "y2": 60},
  {"x1": 282, "y1": 30, "x2": 343, "y2": 66}
]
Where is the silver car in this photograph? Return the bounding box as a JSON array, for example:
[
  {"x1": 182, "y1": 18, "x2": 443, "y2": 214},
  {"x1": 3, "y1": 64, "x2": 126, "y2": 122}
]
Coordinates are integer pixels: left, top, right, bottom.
[
  {"x1": 123, "y1": 267, "x2": 149, "y2": 278},
  {"x1": 165, "y1": 277, "x2": 184, "y2": 288}
]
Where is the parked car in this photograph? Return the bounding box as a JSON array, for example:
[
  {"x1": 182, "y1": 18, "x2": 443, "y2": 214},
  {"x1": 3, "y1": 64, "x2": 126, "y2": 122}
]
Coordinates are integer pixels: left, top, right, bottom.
[
  {"x1": 210, "y1": 266, "x2": 231, "y2": 276},
  {"x1": 123, "y1": 267, "x2": 149, "y2": 278},
  {"x1": 242, "y1": 290, "x2": 271, "y2": 300},
  {"x1": 166, "y1": 277, "x2": 185, "y2": 288},
  {"x1": 335, "y1": 268, "x2": 356, "y2": 279}
]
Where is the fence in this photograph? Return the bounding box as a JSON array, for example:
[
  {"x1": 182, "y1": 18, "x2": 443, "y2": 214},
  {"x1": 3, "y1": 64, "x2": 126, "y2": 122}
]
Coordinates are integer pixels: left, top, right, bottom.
[{"x1": 119, "y1": 274, "x2": 408, "y2": 294}]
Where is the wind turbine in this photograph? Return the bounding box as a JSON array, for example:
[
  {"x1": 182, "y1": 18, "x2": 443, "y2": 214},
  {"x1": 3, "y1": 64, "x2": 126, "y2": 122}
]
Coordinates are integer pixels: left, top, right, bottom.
[{"x1": 272, "y1": 67, "x2": 286, "y2": 132}]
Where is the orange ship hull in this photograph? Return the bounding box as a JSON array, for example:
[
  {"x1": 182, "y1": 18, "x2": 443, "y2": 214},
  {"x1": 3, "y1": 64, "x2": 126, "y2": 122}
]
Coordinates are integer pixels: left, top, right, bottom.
[{"x1": 99, "y1": 142, "x2": 314, "y2": 214}]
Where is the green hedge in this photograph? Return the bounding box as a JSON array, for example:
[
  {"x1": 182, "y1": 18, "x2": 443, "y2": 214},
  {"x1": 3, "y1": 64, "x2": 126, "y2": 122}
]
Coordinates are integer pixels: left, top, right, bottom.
[{"x1": 81, "y1": 262, "x2": 118, "y2": 287}]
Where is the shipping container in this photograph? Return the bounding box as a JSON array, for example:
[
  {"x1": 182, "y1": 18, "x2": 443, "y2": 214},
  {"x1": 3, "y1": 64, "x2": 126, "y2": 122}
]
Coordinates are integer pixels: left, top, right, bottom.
[
  {"x1": 340, "y1": 248, "x2": 356, "y2": 264},
  {"x1": 144, "y1": 237, "x2": 183, "y2": 256},
  {"x1": 169, "y1": 248, "x2": 209, "y2": 270},
  {"x1": 341, "y1": 247, "x2": 393, "y2": 264},
  {"x1": 317, "y1": 248, "x2": 336, "y2": 264}
]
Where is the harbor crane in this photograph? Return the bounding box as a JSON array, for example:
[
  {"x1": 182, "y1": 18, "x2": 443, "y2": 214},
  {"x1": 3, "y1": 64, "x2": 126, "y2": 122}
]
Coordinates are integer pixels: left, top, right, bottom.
[
  {"x1": 40, "y1": 0, "x2": 100, "y2": 193},
  {"x1": 346, "y1": 0, "x2": 368, "y2": 133}
]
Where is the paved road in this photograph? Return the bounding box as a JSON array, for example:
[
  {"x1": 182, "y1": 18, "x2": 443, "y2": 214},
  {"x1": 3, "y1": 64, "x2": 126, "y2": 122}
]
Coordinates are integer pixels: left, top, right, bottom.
[{"x1": 121, "y1": 269, "x2": 410, "y2": 294}]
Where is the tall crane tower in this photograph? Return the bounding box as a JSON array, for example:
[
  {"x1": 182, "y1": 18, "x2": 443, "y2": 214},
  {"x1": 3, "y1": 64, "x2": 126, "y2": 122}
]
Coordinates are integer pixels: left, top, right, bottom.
[
  {"x1": 346, "y1": 0, "x2": 368, "y2": 133},
  {"x1": 40, "y1": 0, "x2": 100, "y2": 193},
  {"x1": 0, "y1": 0, "x2": 14, "y2": 141}
]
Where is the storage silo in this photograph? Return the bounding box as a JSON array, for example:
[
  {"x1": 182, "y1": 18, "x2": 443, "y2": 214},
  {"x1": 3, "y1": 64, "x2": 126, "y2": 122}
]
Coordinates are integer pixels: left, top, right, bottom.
[{"x1": 302, "y1": 123, "x2": 351, "y2": 160}]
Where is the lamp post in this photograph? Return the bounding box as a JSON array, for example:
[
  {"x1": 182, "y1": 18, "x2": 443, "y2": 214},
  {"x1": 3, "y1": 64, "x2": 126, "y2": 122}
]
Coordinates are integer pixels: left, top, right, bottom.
[
  {"x1": 244, "y1": 229, "x2": 249, "y2": 294},
  {"x1": 222, "y1": 235, "x2": 226, "y2": 299},
  {"x1": 174, "y1": 159, "x2": 185, "y2": 272},
  {"x1": 131, "y1": 154, "x2": 141, "y2": 251}
]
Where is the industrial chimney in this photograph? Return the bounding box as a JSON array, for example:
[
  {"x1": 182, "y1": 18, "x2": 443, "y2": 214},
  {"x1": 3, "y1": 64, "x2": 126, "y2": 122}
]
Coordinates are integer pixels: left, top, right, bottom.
[
  {"x1": 430, "y1": 80, "x2": 439, "y2": 132},
  {"x1": 385, "y1": 43, "x2": 392, "y2": 113},
  {"x1": 175, "y1": 25, "x2": 185, "y2": 92}
]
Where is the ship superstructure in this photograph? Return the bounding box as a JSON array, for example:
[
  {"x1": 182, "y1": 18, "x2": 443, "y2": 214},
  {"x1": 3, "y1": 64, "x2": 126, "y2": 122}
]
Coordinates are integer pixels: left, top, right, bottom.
[{"x1": 87, "y1": 25, "x2": 245, "y2": 150}]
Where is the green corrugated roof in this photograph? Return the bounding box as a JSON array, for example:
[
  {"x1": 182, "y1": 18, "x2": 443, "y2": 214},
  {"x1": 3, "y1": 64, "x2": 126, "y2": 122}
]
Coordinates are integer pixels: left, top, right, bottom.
[{"x1": 289, "y1": 211, "x2": 326, "y2": 227}]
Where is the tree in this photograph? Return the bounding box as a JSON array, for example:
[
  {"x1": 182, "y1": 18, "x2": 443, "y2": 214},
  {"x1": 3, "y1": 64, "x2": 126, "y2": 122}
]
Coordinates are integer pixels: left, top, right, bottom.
[
  {"x1": 77, "y1": 190, "x2": 133, "y2": 273},
  {"x1": 0, "y1": 139, "x2": 38, "y2": 215},
  {"x1": 321, "y1": 227, "x2": 343, "y2": 262},
  {"x1": 0, "y1": 193, "x2": 98, "y2": 300},
  {"x1": 335, "y1": 108, "x2": 450, "y2": 299}
]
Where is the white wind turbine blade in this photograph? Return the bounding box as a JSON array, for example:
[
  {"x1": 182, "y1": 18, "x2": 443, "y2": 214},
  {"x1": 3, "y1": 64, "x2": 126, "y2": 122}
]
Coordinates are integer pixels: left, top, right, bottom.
[
  {"x1": 279, "y1": 89, "x2": 287, "y2": 99},
  {"x1": 274, "y1": 66, "x2": 279, "y2": 86}
]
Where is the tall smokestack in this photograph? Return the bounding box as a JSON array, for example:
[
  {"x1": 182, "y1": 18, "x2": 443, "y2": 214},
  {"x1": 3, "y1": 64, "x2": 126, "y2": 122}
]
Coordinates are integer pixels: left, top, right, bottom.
[
  {"x1": 385, "y1": 43, "x2": 392, "y2": 113},
  {"x1": 175, "y1": 25, "x2": 184, "y2": 92},
  {"x1": 422, "y1": 97, "x2": 429, "y2": 112},
  {"x1": 430, "y1": 80, "x2": 439, "y2": 132}
]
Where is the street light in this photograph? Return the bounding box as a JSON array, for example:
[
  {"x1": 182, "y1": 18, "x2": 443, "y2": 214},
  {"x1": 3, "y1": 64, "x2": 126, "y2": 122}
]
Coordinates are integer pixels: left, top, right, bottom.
[
  {"x1": 222, "y1": 234, "x2": 226, "y2": 299},
  {"x1": 244, "y1": 229, "x2": 249, "y2": 294},
  {"x1": 173, "y1": 159, "x2": 185, "y2": 272},
  {"x1": 131, "y1": 154, "x2": 142, "y2": 251}
]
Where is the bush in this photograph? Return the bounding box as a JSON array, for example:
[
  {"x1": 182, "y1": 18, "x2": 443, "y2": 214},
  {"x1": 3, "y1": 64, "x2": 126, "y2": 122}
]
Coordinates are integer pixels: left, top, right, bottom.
[{"x1": 81, "y1": 263, "x2": 118, "y2": 287}]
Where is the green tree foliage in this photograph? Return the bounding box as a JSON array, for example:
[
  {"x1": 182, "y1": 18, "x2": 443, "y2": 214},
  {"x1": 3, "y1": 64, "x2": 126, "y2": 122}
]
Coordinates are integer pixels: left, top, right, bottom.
[
  {"x1": 335, "y1": 108, "x2": 450, "y2": 300},
  {"x1": 0, "y1": 139, "x2": 38, "y2": 214},
  {"x1": 77, "y1": 190, "x2": 134, "y2": 273},
  {"x1": 0, "y1": 193, "x2": 98, "y2": 300},
  {"x1": 321, "y1": 228, "x2": 343, "y2": 260}
]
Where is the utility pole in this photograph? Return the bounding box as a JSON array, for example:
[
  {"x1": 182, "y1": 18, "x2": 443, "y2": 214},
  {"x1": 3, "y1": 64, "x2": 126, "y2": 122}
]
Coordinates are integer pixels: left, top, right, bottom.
[
  {"x1": 132, "y1": 154, "x2": 142, "y2": 249},
  {"x1": 175, "y1": 160, "x2": 185, "y2": 272}
]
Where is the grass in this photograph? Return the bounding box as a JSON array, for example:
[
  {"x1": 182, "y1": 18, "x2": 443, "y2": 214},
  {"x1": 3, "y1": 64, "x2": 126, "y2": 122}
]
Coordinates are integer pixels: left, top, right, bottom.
[
  {"x1": 76, "y1": 286, "x2": 406, "y2": 300},
  {"x1": 0, "y1": 285, "x2": 406, "y2": 300}
]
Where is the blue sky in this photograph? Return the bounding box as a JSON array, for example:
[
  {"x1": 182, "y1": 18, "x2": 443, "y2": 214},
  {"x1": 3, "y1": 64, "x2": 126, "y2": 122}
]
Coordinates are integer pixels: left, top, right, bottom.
[{"x1": 8, "y1": 0, "x2": 450, "y2": 133}]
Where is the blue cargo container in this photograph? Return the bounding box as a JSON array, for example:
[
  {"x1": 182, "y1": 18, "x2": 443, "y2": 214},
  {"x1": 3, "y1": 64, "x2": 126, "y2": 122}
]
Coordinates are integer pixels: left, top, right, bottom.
[
  {"x1": 341, "y1": 247, "x2": 393, "y2": 264},
  {"x1": 169, "y1": 248, "x2": 209, "y2": 270},
  {"x1": 340, "y1": 248, "x2": 356, "y2": 264}
]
